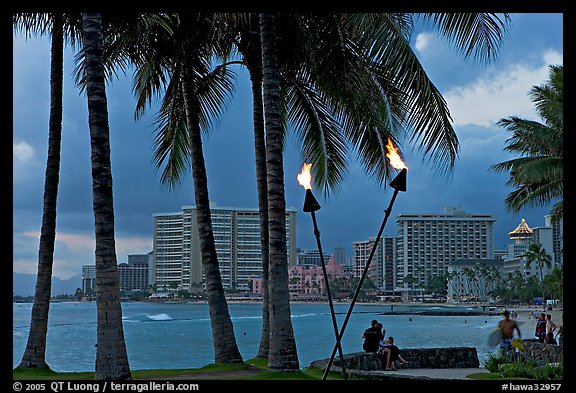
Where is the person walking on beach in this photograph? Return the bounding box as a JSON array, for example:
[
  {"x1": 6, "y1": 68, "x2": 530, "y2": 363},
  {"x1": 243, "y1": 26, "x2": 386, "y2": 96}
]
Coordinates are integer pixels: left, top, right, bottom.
[
  {"x1": 535, "y1": 313, "x2": 547, "y2": 342},
  {"x1": 545, "y1": 314, "x2": 557, "y2": 345},
  {"x1": 498, "y1": 310, "x2": 521, "y2": 350},
  {"x1": 362, "y1": 319, "x2": 384, "y2": 353}
]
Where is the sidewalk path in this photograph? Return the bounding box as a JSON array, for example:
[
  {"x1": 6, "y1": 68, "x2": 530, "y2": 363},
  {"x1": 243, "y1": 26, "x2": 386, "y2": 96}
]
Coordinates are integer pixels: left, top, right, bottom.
[
  {"x1": 350, "y1": 367, "x2": 491, "y2": 380},
  {"x1": 311, "y1": 360, "x2": 491, "y2": 380}
]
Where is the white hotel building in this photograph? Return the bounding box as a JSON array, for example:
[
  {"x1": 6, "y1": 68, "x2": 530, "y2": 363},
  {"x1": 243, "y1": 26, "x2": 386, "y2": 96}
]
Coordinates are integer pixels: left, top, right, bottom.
[
  {"x1": 152, "y1": 202, "x2": 297, "y2": 291},
  {"x1": 395, "y1": 206, "x2": 496, "y2": 297}
]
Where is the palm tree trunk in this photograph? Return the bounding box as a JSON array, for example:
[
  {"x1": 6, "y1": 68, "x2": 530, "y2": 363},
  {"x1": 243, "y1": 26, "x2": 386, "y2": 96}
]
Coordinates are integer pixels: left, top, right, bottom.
[
  {"x1": 82, "y1": 13, "x2": 131, "y2": 380},
  {"x1": 248, "y1": 65, "x2": 271, "y2": 358},
  {"x1": 18, "y1": 14, "x2": 64, "y2": 369},
  {"x1": 259, "y1": 12, "x2": 299, "y2": 371},
  {"x1": 180, "y1": 71, "x2": 243, "y2": 364}
]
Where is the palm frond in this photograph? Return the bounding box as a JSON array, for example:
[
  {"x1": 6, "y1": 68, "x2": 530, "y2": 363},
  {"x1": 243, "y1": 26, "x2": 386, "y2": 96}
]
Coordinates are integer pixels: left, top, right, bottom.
[
  {"x1": 420, "y1": 13, "x2": 511, "y2": 65},
  {"x1": 151, "y1": 75, "x2": 191, "y2": 189},
  {"x1": 346, "y1": 13, "x2": 459, "y2": 176},
  {"x1": 13, "y1": 13, "x2": 52, "y2": 37},
  {"x1": 284, "y1": 72, "x2": 350, "y2": 196},
  {"x1": 194, "y1": 62, "x2": 237, "y2": 135},
  {"x1": 529, "y1": 64, "x2": 563, "y2": 131},
  {"x1": 295, "y1": 14, "x2": 413, "y2": 186}
]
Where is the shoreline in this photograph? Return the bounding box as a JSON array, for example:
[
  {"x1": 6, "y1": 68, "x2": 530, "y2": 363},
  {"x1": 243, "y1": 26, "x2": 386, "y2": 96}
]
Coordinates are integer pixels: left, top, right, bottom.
[{"x1": 15, "y1": 299, "x2": 563, "y2": 327}]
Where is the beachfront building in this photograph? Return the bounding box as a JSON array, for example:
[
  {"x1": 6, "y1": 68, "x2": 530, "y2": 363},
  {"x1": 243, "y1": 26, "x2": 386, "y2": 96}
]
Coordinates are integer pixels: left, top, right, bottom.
[
  {"x1": 118, "y1": 254, "x2": 151, "y2": 292},
  {"x1": 152, "y1": 202, "x2": 297, "y2": 292},
  {"x1": 288, "y1": 265, "x2": 324, "y2": 298},
  {"x1": 395, "y1": 206, "x2": 496, "y2": 301},
  {"x1": 350, "y1": 236, "x2": 396, "y2": 292},
  {"x1": 546, "y1": 215, "x2": 563, "y2": 267},
  {"x1": 297, "y1": 249, "x2": 330, "y2": 266},
  {"x1": 493, "y1": 249, "x2": 508, "y2": 260},
  {"x1": 82, "y1": 254, "x2": 151, "y2": 294},
  {"x1": 446, "y1": 258, "x2": 503, "y2": 303},
  {"x1": 128, "y1": 252, "x2": 153, "y2": 287},
  {"x1": 507, "y1": 218, "x2": 533, "y2": 259},
  {"x1": 502, "y1": 217, "x2": 558, "y2": 280},
  {"x1": 352, "y1": 236, "x2": 384, "y2": 289},
  {"x1": 81, "y1": 265, "x2": 96, "y2": 294},
  {"x1": 342, "y1": 257, "x2": 355, "y2": 275},
  {"x1": 283, "y1": 256, "x2": 345, "y2": 298},
  {"x1": 333, "y1": 247, "x2": 346, "y2": 265},
  {"x1": 382, "y1": 236, "x2": 396, "y2": 293}
]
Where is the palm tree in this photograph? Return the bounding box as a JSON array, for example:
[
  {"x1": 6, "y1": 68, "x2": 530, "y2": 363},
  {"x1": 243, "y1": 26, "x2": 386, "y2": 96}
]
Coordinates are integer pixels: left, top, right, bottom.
[
  {"x1": 491, "y1": 64, "x2": 563, "y2": 223},
  {"x1": 255, "y1": 13, "x2": 511, "y2": 368},
  {"x1": 462, "y1": 266, "x2": 480, "y2": 301},
  {"x1": 232, "y1": 15, "x2": 271, "y2": 358},
  {"x1": 259, "y1": 12, "x2": 300, "y2": 371},
  {"x1": 107, "y1": 13, "x2": 243, "y2": 364},
  {"x1": 474, "y1": 263, "x2": 493, "y2": 302},
  {"x1": 403, "y1": 274, "x2": 417, "y2": 301},
  {"x1": 14, "y1": 13, "x2": 65, "y2": 370},
  {"x1": 213, "y1": 13, "x2": 510, "y2": 366},
  {"x1": 542, "y1": 267, "x2": 563, "y2": 302},
  {"x1": 485, "y1": 265, "x2": 502, "y2": 302},
  {"x1": 180, "y1": 62, "x2": 244, "y2": 364},
  {"x1": 523, "y1": 243, "x2": 552, "y2": 283},
  {"x1": 14, "y1": 12, "x2": 84, "y2": 370},
  {"x1": 81, "y1": 13, "x2": 131, "y2": 380}
]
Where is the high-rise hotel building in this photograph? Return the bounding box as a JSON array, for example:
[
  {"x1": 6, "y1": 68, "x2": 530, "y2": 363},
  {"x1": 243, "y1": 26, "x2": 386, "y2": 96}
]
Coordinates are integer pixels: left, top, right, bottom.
[
  {"x1": 152, "y1": 203, "x2": 297, "y2": 291},
  {"x1": 351, "y1": 236, "x2": 398, "y2": 292},
  {"x1": 545, "y1": 214, "x2": 563, "y2": 267},
  {"x1": 352, "y1": 237, "x2": 383, "y2": 288},
  {"x1": 395, "y1": 206, "x2": 495, "y2": 294}
]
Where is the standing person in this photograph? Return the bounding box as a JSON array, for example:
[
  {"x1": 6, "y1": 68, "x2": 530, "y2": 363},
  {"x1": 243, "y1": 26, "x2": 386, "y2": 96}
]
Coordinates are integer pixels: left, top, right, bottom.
[
  {"x1": 529, "y1": 310, "x2": 534, "y2": 323},
  {"x1": 545, "y1": 314, "x2": 557, "y2": 344},
  {"x1": 497, "y1": 310, "x2": 522, "y2": 350},
  {"x1": 535, "y1": 313, "x2": 547, "y2": 342},
  {"x1": 362, "y1": 319, "x2": 384, "y2": 353},
  {"x1": 378, "y1": 336, "x2": 408, "y2": 371}
]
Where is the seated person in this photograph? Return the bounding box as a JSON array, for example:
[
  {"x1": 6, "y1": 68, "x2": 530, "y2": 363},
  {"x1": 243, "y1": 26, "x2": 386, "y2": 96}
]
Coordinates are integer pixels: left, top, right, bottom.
[
  {"x1": 362, "y1": 320, "x2": 384, "y2": 353},
  {"x1": 378, "y1": 336, "x2": 407, "y2": 371}
]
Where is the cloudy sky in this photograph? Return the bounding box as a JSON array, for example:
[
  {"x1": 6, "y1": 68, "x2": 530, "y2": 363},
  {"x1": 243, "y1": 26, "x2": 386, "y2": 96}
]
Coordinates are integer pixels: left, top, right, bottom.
[{"x1": 13, "y1": 13, "x2": 563, "y2": 280}]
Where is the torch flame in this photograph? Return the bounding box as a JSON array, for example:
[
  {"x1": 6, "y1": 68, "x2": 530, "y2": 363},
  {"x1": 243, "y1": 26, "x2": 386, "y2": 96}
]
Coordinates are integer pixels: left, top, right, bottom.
[
  {"x1": 386, "y1": 138, "x2": 407, "y2": 170},
  {"x1": 297, "y1": 163, "x2": 313, "y2": 190}
]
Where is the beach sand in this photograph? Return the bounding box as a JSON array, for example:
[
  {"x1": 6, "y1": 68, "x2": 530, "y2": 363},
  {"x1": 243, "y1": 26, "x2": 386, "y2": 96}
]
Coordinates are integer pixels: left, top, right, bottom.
[{"x1": 512, "y1": 307, "x2": 563, "y2": 328}]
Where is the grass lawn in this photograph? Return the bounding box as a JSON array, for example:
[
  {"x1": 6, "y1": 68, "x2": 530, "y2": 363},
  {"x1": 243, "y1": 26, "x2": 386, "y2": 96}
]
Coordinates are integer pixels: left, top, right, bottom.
[
  {"x1": 14, "y1": 357, "x2": 534, "y2": 381},
  {"x1": 12, "y1": 357, "x2": 349, "y2": 381}
]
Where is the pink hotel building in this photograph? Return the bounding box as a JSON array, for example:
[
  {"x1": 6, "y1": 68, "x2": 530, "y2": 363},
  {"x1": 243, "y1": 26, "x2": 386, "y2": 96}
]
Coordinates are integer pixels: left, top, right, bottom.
[{"x1": 252, "y1": 256, "x2": 346, "y2": 298}]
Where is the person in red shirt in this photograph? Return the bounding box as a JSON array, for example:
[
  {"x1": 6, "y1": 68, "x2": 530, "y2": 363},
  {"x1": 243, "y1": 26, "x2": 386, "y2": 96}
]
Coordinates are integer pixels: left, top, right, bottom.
[{"x1": 535, "y1": 313, "x2": 547, "y2": 342}]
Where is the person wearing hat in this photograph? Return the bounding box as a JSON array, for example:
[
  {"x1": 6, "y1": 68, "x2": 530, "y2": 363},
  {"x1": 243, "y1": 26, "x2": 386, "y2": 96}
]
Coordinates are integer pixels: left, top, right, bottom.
[{"x1": 362, "y1": 319, "x2": 384, "y2": 353}]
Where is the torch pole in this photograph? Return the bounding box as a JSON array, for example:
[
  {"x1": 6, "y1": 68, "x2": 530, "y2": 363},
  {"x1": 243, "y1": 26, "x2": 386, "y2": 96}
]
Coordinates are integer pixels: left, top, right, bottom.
[
  {"x1": 322, "y1": 188, "x2": 400, "y2": 380},
  {"x1": 310, "y1": 211, "x2": 348, "y2": 380}
]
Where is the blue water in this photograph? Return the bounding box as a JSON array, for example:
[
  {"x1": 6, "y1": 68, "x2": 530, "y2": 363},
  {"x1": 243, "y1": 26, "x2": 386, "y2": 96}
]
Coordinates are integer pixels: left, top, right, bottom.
[{"x1": 13, "y1": 302, "x2": 501, "y2": 372}]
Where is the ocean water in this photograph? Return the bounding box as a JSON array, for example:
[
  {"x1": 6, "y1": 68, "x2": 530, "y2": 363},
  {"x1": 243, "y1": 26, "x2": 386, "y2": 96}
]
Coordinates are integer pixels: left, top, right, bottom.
[{"x1": 12, "y1": 302, "x2": 502, "y2": 372}]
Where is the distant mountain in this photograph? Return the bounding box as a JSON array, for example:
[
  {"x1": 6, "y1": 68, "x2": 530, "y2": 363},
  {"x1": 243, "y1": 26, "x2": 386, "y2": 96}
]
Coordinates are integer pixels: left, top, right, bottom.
[{"x1": 13, "y1": 272, "x2": 82, "y2": 296}]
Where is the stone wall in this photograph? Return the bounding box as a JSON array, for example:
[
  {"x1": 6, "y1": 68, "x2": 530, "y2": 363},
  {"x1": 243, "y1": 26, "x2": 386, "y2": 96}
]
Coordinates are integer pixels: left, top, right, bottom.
[
  {"x1": 327, "y1": 347, "x2": 480, "y2": 370},
  {"x1": 521, "y1": 339, "x2": 563, "y2": 365}
]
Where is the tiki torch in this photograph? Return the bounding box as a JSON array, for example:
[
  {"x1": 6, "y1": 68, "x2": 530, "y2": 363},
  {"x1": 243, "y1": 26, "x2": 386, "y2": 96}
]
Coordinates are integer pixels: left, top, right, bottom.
[
  {"x1": 322, "y1": 138, "x2": 407, "y2": 380},
  {"x1": 297, "y1": 163, "x2": 348, "y2": 380}
]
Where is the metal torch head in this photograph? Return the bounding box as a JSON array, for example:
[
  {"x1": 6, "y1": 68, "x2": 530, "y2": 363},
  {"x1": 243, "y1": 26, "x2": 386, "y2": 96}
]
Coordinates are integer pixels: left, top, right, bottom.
[
  {"x1": 303, "y1": 189, "x2": 321, "y2": 212},
  {"x1": 390, "y1": 168, "x2": 407, "y2": 192}
]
